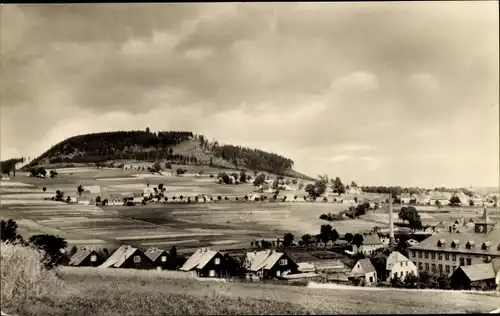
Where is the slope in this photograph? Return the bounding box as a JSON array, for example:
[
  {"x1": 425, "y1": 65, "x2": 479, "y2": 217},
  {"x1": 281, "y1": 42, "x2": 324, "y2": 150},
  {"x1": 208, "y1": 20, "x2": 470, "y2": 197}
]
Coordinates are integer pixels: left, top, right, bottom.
[{"x1": 21, "y1": 130, "x2": 314, "y2": 180}]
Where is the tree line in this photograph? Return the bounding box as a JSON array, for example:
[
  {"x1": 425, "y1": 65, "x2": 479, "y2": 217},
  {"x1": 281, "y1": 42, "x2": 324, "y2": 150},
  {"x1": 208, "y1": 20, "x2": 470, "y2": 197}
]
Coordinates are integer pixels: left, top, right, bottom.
[{"x1": 24, "y1": 129, "x2": 296, "y2": 176}]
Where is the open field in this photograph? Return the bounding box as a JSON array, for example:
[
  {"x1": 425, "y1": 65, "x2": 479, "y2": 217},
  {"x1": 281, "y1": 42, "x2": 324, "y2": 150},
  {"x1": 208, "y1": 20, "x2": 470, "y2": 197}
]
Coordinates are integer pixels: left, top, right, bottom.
[
  {"x1": 4, "y1": 266, "x2": 499, "y2": 315},
  {"x1": 2, "y1": 166, "x2": 499, "y2": 254}
]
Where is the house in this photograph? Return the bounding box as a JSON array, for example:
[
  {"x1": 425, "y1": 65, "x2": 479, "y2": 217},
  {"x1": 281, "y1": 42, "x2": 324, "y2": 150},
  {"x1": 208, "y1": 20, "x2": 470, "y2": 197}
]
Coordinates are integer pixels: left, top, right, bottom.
[
  {"x1": 414, "y1": 193, "x2": 430, "y2": 205},
  {"x1": 385, "y1": 251, "x2": 418, "y2": 281},
  {"x1": 297, "y1": 262, "x2": 316, "y2": 273},
  {"x1": 99, "y1": 245, "x2": 155, "y2": 270},
  {"x1": 144, "y1": 247, "x2": 169, "y2": 270},
  {"x1": 340, "y1": 195, "x2": 358, "y2": 204},
  {"x1": 450, "y1": 263, "x2": 497, "y2": 290},
  {"x1": 399, "y1": 193, "x2": 412, "y2": 204},
  {"x1": 409, "y1": 207, "x2": 500, "y2": 277},
  {"x1": 349, "y1": 258, "x2": 377, "y2": 285},
  {"x1": 180, "y1": 248, "x2": 241, "y2": 278},
  {"x1": 313, "y1": 260, "x2": 344, "y2": 273},
  {"x1": 352, "y1": 233, "x2": 386, "y2": 255},
  {"x1": 77, "y1": 197, "x2": 92, "y2": 205},
  {"x1": 244, "y1": 250, "x2": 299, "y2": 279},
  {"x1": 429, "y1": 194, "x2": 450, "y2": 206},
  {"x1": 84, "y1": 185, "x2": 102, "y2": 194},
  {"x1": 69, "y1": 248, "x2": 103, "y2": 267}
]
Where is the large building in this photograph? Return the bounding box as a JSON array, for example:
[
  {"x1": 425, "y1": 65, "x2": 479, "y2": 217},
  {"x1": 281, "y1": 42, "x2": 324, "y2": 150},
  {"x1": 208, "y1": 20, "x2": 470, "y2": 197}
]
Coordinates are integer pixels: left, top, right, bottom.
[{"x1": 409, "y1": 207, "x2": 500, "y2": 276}]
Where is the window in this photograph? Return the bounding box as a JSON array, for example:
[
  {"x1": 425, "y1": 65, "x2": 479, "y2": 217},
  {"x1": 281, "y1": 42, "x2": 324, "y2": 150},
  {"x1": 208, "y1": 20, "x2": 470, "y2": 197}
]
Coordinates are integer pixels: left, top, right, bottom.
[
  {"x1": 276, "y1": 270, "x2": 281, "y2": 277},
  {"x1": 425, "y1": 263, "x2": 429, "y2": 271},
  {"x1": 439, "y1": 264, "x2": 443, "y2": 272},
  {"x1": 431, "y1": 253, "x2": 436, "y2": 260},
  {"x1": 424, "y1": 252, "x2": 429, "y2": 259},
  {"x1": 452, "y1": 254, "x2": 456, "y2": 261},
  {"x1": 412, "y1": 251, "x2": 416, "y2": 258},
  {"x1": 90, "y1": 255, "x2": 97, "y2": 262},
  {"x1": 466, "y1": 258, "x2": 471, "y2": 265},
  {"x1": 445, "y1": 265, "x2": 450, "y2": 273},
  {"x1": 432, "y1": 264, "x2": 436, "y2": 272},
  {"x1": 279, "y1": 259, "x2": 288, "y2": 266},
  {"x1": 418, "y1": 263, "x2": 423, "y2": 270},
  {"x1": 161, "y1": 256, "x2": 167, "y2": 262},
  {"x1": 209, "y1": 270, "x2": 215, "y2": 277},
  {"x1": 400, "y1": 262, "x2": 403, "y2": 267},
  {"x1": 445, "y1": 253, "x2": 449, "y2": 261},
  {"x1": 459, "y1": 258, "x2": 465, "y2": 266},
  {"x1": 133, "y1": 255, "x2": 141, "y2": 263},
  {"x1": 418, "y1": 251, "x2": 422, "y2": 259},
  {"x1": 438, "y1": 254, "x2": 443, "y2": 260},
  {"x1": 405, "y1": 262, "x2": 408, "y2": 267}
]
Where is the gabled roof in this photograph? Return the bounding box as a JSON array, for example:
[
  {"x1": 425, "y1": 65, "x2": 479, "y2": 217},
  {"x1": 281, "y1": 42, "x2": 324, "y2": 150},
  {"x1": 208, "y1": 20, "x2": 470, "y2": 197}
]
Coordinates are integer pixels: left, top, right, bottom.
[
  {"x1": 350, "y1": 258, "x2": 376, "y2": 277},
  {"x1": 99, "y1": 245, "x2": 139, "y2": 268},
  {"x1": 362, "y1": 233, "x2": 383, "y2": 245},
  {"x1": 245, "y1": 250, "x2": 290, "y2": 272},
  {"x1": 458, "y1": 263, "x2": 496, "y2": 281},
  {"x1": 69, "y1": 248, "x2": 96, "y2": 266},
  {"x1": 180, "y1": 248, "x2": 219, "y2": 271},
  {"x1": 144, "y1": 247, "x2": 167, "y2": 262},
  {"x1": 386, "y1": 251, "x2": 410, "y2": 271}
]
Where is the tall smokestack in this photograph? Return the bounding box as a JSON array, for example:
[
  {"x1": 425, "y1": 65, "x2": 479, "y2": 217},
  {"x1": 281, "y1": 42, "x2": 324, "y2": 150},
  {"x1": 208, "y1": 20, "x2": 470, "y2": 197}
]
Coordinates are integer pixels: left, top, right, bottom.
[{"x1": 388, "y1": 193, "x2": 395, "y2": 247}]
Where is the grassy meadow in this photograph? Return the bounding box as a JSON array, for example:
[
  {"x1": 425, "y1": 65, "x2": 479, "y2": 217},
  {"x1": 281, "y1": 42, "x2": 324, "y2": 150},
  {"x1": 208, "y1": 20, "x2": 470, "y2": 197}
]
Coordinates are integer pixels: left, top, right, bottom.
[{"x1": 2, "y1": 243, "x2": 498, "y2": 316}]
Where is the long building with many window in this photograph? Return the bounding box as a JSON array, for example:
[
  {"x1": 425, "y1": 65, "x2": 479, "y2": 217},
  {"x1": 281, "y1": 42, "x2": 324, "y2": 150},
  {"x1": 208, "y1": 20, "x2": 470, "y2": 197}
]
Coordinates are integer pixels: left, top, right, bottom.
[{"x1": 409, "y1": 207, "x2": 500, "y2": 276}]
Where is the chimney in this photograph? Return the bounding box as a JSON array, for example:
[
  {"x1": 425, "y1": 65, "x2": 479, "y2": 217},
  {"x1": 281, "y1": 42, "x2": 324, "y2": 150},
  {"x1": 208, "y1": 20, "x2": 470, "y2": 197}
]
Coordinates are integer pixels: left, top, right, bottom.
[
  {"x1": 482, "y1": 205, "x2": 490, "y2": 222},
  {"x1": 388, "y1": 194, "x2": 395, "y2": 247}
]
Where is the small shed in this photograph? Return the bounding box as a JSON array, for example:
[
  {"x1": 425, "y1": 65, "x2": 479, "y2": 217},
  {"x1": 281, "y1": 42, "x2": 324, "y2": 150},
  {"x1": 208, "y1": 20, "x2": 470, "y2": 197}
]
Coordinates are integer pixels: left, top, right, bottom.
[
  {"x1": 144, "y1": 247, "x2": 169, "y2": 270},
  {"x1": 69, "y1": 248, "x2": 103, "y2": 267},
  {"x1": 450, "y1": 263, "x2": 497, "y2": 290},
  {"x1": 99, "y1": 245, "x2": 155, "y2": 270},
  {"x1": 180, "y1": 248, "x2": 242, "y2": 278}
]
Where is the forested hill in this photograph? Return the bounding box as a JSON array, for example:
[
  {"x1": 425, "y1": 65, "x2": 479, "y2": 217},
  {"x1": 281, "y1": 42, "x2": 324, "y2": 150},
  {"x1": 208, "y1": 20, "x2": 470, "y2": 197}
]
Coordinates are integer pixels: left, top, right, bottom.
[{"x1": 23, "y1": 130, "x2": 304, "y2": 177}]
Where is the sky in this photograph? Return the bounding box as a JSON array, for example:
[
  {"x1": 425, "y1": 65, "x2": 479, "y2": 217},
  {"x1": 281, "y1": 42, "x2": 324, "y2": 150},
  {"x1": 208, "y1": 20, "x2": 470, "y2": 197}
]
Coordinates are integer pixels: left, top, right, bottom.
[{"x1": 1, "y1": 2, "x2": 498, "y2": 188}]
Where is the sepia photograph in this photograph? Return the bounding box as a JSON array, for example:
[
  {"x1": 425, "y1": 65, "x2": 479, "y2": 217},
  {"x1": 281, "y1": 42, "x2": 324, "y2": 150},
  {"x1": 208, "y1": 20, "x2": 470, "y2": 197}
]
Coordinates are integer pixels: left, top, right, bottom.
[{"x1": 1, "y1": 2, "x2": 499, "y2": 315}]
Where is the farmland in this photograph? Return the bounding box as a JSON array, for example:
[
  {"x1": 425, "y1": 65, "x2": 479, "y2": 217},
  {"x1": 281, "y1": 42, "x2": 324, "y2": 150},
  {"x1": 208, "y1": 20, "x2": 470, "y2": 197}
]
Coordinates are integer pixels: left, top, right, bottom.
[{"x1": 1, "y1": 165, "x2": 499, "y2": 254}]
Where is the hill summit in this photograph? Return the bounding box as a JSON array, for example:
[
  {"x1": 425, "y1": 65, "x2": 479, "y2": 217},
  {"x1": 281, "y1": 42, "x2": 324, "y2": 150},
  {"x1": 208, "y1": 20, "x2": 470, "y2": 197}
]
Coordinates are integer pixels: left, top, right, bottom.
[{"x1": 23, "y1": 130, "x2": 313, "y2": 179}]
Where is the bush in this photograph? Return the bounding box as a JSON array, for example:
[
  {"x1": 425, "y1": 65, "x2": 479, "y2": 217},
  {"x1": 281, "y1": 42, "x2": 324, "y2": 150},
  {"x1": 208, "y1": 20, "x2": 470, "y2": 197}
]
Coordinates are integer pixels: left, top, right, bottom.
[
  {"x1": 0, "y1": 242, "x2": 64, "y2": 310},
  {"x1": 176, "y1": 168, "x2": 187, "y2": 176}
]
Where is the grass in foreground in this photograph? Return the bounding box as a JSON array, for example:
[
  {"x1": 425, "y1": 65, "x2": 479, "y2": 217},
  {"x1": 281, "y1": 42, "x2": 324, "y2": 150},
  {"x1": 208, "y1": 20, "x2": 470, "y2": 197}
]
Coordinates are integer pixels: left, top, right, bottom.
[{"x1": 2, "y1": 244, "x2": 497, "y2": 315}]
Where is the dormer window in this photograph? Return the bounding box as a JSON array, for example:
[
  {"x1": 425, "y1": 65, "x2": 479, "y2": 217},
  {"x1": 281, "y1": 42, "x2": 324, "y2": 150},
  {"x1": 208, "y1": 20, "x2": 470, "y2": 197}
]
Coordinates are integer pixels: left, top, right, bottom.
[
  {"x1": 437, "y1": 239, "x2": 446, "y2": 247},
  {"x1": 465, "y1": 241, "x2": 475, "y2": 249},
  {"x1": 451, "y1": 240, "x2": 460, "y2": 248},
  {"x1": 482, "y1": 241, "x2": 492, "y2": 250}
]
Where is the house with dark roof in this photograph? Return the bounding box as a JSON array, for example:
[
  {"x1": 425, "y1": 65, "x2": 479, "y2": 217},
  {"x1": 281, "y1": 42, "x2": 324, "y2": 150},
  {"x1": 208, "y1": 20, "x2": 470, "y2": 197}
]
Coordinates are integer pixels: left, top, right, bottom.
[
  {"x1": 144, "y1": 247, "x2": 169, "y2": 270},
  {"x1": 180, "y1": 248, "x2": 242, "y2": 278},
  {"x1": 450, "y1": 263, "x2": 498, "y2": 290},
  {"x1": 69, "y1": 248, "x2": 103, "y2": 267},
  {"x1": 352, "y1": 233, "x2": 386, "y2": 255},
  {"x1": 244, "y1": 250, "x2": 299, "y2": 279},
  {"x1": 409, "y1": 207, "x2": 500, "y2": 276},
  {"x1": 99, "y1": 245, "x2": 155, "y2": 270},
  {"x1": 349, "y1": 258, "x2": 377, "y2": 285}
]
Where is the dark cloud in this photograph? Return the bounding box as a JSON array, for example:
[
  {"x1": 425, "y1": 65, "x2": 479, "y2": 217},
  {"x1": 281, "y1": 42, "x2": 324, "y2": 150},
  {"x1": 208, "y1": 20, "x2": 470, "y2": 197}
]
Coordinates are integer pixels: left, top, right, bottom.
[{"x1": 0, "y1": 2, "x2": 497, "y2": 187}]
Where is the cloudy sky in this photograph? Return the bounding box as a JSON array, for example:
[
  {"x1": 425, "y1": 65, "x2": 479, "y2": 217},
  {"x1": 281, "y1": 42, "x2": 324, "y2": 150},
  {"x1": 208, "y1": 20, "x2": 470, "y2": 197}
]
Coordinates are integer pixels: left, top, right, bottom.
[{"x1": 1, "y1": 2, "x2": 498, "y2": 188}]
